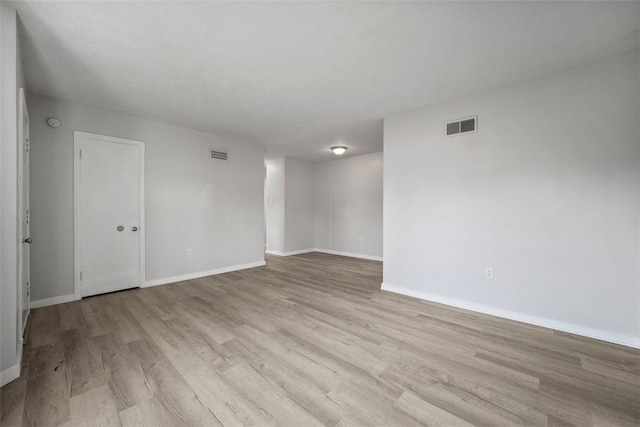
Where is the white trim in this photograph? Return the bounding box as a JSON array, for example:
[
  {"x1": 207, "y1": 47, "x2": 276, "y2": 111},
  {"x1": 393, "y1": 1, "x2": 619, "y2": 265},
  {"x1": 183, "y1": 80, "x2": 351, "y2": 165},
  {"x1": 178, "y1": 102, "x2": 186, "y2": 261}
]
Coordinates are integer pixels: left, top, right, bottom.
[
  {"x1": 265, "y1": 248, "x2": 383, "y2": 261},
  {"x1": 265, "y1": 250, "x2": 286, "y2": 256},
  {"x1": 22, "y1": 309, "x2": 29, "y2": 335},
  {"x1": 74, "y1": 131, "x2": 146, "y2": 299},
  {"x1": 313, "y1": 248, "x2": 383, "y2": 261},
  {"x1": 142, "y1": 260, "x2": 266, "y2": 288},
  {"x1": 17, "y1": 88, "x2": 29, "y2": 345},
  {"x1": 0, "y1": 364, "x2": 20, "y2": 387},
  {"x1": 265, "y1": 249, "x2": 315, "y2": 257},
  {"x1": 16, "y1": 338, "x2": 23, "y2": 374},
  {"x1": 30, "y1": 294, "x2": 76, "y2": 309},
  {"x1": 30, "y1": 261, "x2": 267, "y2": 302},
  {"x1": 0, "y1": 333, "x2": 23, "y2": 387},
  {"x1": 74, "y1": 133, "x2": 80, "y2": 300},
  {"x1": 381, "y1": 283, "x2": 640, "y2": 349},
  {"x1": 1, "y1": 337, "x2": 23, "y2": 387}
]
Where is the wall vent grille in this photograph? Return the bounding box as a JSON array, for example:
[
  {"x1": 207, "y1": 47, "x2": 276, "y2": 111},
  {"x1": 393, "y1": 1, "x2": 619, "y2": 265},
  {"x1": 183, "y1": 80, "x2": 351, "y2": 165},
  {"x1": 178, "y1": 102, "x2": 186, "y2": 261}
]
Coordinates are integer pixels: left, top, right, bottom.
[
  {"x1": 445, "y1": 116, "x2": 477, "y2": 137},
  {"x1": 210, "y1": 149, "x2": 229, "y2": 161}
]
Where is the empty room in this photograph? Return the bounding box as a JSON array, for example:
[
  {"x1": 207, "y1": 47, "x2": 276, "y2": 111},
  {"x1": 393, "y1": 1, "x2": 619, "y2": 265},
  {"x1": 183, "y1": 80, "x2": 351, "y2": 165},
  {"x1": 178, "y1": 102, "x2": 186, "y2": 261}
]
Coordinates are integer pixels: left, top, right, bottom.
[{"x1": 1, "y1": 1, "x2": 639, "y2": 426}]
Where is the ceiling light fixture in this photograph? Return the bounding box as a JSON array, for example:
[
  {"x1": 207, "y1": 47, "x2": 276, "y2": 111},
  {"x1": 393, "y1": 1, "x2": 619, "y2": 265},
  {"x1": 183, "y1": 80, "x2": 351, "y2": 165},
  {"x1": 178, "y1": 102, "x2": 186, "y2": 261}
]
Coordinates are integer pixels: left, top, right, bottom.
[{"x1": 331, "y1": 146, "x2": 348, "y2": 156}]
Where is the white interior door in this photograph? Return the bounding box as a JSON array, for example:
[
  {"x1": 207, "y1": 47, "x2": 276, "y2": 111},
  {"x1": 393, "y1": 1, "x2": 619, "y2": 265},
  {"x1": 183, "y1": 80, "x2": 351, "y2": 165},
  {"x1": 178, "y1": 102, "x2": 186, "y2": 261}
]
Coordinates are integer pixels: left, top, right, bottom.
[
  {"x1": 17, "y1": 89, "x2": 30, "y2": 334},
  {"x1": 75, "y1": 132, "x2": 145, "y2": 298}
]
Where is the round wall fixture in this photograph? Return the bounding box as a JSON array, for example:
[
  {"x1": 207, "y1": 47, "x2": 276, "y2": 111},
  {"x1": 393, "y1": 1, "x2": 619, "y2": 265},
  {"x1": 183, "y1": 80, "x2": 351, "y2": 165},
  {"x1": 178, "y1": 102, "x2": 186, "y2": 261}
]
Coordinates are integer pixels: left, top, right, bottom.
[{"x1": 47, "y1": 117, "x2": 61, "y2": 128}]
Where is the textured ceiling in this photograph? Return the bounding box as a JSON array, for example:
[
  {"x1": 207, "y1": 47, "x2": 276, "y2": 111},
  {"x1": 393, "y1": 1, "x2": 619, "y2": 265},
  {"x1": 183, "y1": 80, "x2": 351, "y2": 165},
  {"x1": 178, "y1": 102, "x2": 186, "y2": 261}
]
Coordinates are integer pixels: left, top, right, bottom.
[{"x1": 14, "y1": 1, "x2": 640, "y2": 162}]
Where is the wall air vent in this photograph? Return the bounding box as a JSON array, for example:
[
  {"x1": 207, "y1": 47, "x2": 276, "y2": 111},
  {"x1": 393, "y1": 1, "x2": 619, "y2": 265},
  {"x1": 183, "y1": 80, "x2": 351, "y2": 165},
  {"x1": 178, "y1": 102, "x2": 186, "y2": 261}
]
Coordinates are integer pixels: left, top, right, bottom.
[
  {"x1": 210, "y1": 149, "x2": 229, "y2": 161},
  {"x1": 445, "y1": 116, "x2": 477, "y2": 137}
]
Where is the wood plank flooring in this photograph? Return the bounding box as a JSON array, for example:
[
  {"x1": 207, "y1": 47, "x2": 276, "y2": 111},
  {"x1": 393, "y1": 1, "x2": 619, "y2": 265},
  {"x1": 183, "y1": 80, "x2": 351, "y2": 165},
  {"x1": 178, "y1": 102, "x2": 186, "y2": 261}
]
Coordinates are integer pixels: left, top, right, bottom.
[{"x1": 1, "y1": 253, "x2": 638, "y2": 426}]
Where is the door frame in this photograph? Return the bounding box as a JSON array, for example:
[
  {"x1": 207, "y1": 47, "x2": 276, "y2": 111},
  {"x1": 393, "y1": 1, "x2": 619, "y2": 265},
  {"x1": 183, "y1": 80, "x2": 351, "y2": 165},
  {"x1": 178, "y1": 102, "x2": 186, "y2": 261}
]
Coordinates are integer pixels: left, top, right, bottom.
[
  {"x1": 73, "y1": 131, "x2": 146, "y2": 300},
  {"x1": 17, "y1": 88, "x2": 29, "y2": 338}
]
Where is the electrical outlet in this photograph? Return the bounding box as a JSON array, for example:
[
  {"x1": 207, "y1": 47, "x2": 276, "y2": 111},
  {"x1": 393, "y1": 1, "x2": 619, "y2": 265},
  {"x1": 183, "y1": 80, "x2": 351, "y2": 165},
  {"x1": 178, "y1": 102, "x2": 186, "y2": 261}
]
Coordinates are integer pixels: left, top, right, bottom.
[
  {"x1": 187, "y1": 248, "x2": 192, "y2": 256},
  {"x1": 485, "y1": 267, "x2": 494, "y2": 279}
]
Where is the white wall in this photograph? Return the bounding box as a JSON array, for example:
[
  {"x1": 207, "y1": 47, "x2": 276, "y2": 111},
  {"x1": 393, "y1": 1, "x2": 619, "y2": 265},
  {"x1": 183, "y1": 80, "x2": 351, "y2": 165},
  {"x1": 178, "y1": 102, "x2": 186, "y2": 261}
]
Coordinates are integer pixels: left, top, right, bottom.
[
  {"x1": 315, "y1": 152, "x2": 383, "y2": 259},
  {"x1": 383, "y1": 49, "x2": 640, "y2": 347},
  {"x1": 265, "y1": 157, "x2": 315, "y2": 254},
  {"x1": 28, "y1": 94, "x2": 265, "y2": 302},
  {"x1": 285, "y1": 158, "x2": 315, "y2": 252},
  {"x1": 265, "y1": 158, "x2": 285, "y2": 253},
  {"x1": 1, "y1": 1, "x2": 26, "y2": 384},
  {"x1": 265, "y1": 154, "x2": 383, "y2": 258}
]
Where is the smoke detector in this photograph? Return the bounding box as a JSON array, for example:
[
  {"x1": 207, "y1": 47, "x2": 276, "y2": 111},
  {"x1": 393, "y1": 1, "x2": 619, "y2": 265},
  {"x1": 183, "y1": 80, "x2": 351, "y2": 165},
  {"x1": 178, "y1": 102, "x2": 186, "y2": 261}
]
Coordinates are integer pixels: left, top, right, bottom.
[{"x1": 47, "y1": 117, "x2": 61, "y2": 128}]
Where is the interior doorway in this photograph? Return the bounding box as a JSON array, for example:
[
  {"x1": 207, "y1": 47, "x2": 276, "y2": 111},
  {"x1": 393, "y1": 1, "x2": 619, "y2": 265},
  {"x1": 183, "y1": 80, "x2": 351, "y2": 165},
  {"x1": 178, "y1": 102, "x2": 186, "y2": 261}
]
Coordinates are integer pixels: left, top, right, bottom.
[{"x1": 73, "y1": 131, "x2": 146, "y2": 298}]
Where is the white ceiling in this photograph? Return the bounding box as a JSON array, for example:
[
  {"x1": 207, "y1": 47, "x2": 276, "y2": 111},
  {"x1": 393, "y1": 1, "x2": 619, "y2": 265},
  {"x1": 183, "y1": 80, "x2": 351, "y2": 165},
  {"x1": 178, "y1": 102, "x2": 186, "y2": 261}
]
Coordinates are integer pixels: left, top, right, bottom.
[{"x1": 14, "y1": 1, "x2": 640, "y2": 162}]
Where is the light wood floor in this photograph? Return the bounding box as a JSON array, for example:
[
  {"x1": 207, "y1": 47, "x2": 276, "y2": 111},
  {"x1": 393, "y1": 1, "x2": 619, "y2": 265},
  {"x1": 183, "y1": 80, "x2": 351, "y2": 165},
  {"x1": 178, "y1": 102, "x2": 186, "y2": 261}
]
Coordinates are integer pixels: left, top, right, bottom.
[{"x1": 1, "y1": 253, "x2": 638, "y2": 426}]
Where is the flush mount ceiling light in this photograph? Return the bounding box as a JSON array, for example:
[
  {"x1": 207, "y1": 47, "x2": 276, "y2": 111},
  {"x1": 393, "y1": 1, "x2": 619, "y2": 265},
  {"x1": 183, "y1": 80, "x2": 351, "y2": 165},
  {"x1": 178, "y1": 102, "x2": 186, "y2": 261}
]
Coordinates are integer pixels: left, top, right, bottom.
[{"x1": 331, "y1": 146, "x2": 348, "y2": 156}]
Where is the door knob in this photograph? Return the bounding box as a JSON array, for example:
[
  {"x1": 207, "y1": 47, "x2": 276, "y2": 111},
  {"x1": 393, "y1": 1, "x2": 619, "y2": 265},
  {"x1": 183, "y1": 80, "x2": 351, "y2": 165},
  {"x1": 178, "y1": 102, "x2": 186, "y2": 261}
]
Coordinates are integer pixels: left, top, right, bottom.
[
  {"x1": 131, "y1": 226, "x2": 138, "y2": 232},
  {"x1": 23, "y1": 237, "x2": 32, "y2": 244}
]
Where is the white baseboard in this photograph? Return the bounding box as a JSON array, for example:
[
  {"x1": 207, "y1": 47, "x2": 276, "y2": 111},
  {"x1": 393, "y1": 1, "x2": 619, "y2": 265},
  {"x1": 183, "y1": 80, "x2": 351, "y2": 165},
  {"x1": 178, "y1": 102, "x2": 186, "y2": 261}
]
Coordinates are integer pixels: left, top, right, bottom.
[
  {"x1": 1, "y1": 335, "x2": 25, "y2": 387},
  {"x1": 266, "y1": 249, "x2": 315, "y2": 257},
  {"x1": 0, "y1": 364, "x2": 20, "y2": 387},
  {"x1": 30, "y1": 294, "x2": 76, "y2": 309},
  {"x1": 30, "y1": 262, "x2": 268, "y2": 305},
  {"x1": 266, "y1": 248, "x2": 383, "y2": 261},
  {"x1": 381, "y1": 283, "x2": 640, "y2": 349},
  {"x1": 143, "y1": 260, "x2": 266, "y2": 288},
  {"x1": 313, "y1": 248, "x2": 383, "y2": 262}
]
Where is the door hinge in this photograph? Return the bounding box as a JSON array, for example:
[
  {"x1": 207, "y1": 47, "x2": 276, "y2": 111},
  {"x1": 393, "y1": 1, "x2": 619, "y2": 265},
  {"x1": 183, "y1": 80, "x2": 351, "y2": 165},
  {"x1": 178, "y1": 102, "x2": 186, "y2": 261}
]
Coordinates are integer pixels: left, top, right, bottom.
[
  {"x1": 26, "y1": 210, "x2": 29, "y2": 225},
  {"x1": 79, "y1": 149, "x2": 83, "y2": 159},
  {"x1": 25, "y1": 139, "x2": 29, "y2": 152},
  {"x1": 80, "y1": 271, "x2": 83, "y2": 281}
]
